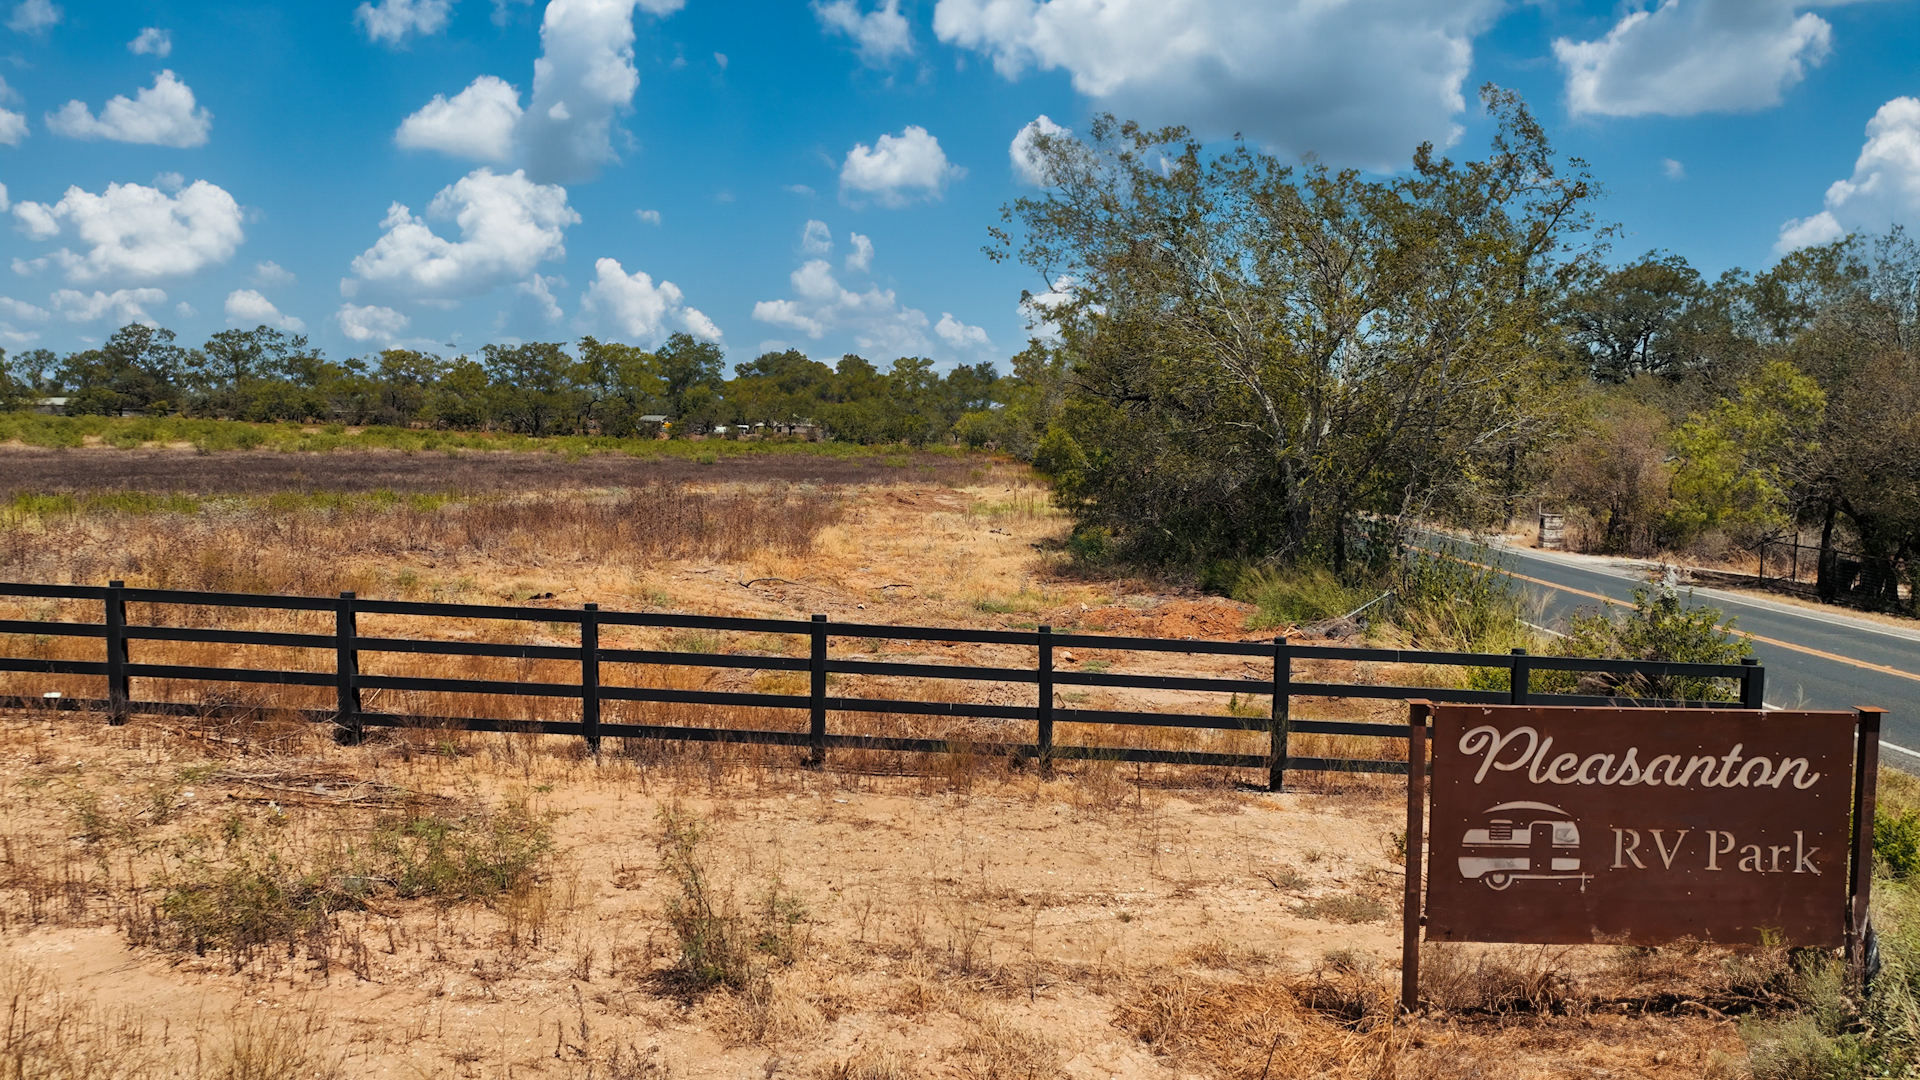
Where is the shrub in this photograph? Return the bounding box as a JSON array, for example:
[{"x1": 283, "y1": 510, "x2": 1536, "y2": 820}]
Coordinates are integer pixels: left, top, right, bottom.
[
  {"x1": 656, "y1": 808, "x2": 809, "y2": 991},
  {"x1": 1538, "y1": 583, "x2": 1752, "y2": 701},
  {"x1": 1064, "y1": 525, "x2": 1113, "y2": 564},
  {"x1": 1879, "y1": 810, "x2": 1920, "y2": 879}
]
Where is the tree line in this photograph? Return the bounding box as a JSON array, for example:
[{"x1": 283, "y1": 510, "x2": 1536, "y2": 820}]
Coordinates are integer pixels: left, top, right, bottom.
[{"x1": 0, "y1": 329, "x2": 1016, "y2": 447}]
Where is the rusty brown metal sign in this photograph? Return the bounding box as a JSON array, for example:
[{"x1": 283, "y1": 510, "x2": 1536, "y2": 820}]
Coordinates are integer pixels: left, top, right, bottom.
[{"x1": 1423, "y1": 704, "x2": 1865, "y2": 948}]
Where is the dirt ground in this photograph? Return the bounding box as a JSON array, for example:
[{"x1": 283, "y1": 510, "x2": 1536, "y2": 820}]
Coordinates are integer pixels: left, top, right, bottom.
[{"x1": 0, "y1": 450, "x2": 1764, "y2": 1078}]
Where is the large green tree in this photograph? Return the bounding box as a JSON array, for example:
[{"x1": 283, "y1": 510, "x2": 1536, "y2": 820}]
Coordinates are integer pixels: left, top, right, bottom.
[
  {"x1": 996, "y1": 87, "x2": 1596, "y2": 571},
  {"x1": 57, "y1": 325, "x2": 189, "y2": 416}
]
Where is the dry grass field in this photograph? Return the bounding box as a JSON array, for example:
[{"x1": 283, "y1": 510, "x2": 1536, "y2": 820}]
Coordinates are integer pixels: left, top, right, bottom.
[{"x1": 0, "y1": 446, "x2": 1782, "y2": 1078}]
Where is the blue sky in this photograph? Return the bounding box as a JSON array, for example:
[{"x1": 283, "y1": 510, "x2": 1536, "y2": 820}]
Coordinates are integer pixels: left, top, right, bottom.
[{"x1": 1, "y1": 0, "x2": 1916, "y2": 368}]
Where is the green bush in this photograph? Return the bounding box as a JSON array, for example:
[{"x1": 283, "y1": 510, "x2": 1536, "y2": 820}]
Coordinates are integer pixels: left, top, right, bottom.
[
  {"x1": 1879, "y1": 810, "x2": 1920, "y2": 879},
  {"x1": 1065, "y1": 525, "x2": 1114, "y2": 564},
  {"x1": 1541, "y1": 584, "x2": 1752, "y2": 701}
]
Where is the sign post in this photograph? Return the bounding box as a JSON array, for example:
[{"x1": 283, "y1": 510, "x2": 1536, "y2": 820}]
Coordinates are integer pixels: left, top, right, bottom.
[
  {"x1": 1402, "y1": 703, "x2": 1880, "y2": 1010},
  {"x1": 1402, "y1": 700, "x2": 1430, "y2": 1013}
]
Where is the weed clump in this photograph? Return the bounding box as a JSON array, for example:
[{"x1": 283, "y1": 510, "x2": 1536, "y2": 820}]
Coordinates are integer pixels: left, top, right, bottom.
[
  {"x1": 148, "y1": 802, "x2": 551, "y2": 967},
  {"x1": 656, "y1": 807, "x2": 809, "y2": 992},
  {"x1": 1293, "y1": 893, "x2": 1388, "y2": 925}
]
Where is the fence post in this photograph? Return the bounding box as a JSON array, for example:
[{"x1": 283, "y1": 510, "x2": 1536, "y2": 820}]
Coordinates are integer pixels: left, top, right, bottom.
[
  {"x1": 581, "y1": 603, "x2": 601, "y2": 756},
  {"x1": 1740, "y1": 657, "x2": 1765, "y2": 711},
  {"x1": 1850, "y1": 707, "x2": 1885, "y2": 983},
  {"x1": 808, "y1": 614, "x2": 827, "y2": 767},
  {"x1": 334, "y1": 591, "x2": 362, "y2": 745},
  {"x1": 1036, "y1": 625, "x2": 1053, "y2": 772},
  {"x1": 104, "y1": 580, "x2": 128, "y2": 725},
  {"x1": 1509, "y1": 648, "x2": 1530, "y2": 706},
  {"x1": 1270, "y1": 636, "x2": 1291, "y2": 793}
]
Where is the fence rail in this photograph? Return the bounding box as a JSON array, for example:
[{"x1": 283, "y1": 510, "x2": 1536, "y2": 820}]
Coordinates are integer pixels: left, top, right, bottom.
[{"x1": 0, "y1": 581, "x2": 1766, "y2": 790}]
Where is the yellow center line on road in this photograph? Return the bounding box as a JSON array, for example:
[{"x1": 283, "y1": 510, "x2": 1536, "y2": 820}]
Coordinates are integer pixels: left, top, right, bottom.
[{"x1": 1481, "y1": 560, "x2": 1920, "y2": 687}]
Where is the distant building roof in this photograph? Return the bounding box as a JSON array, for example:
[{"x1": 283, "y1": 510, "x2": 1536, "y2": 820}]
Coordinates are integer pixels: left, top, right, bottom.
[{"x1": 638, "y1": 414, "x2": 669, "y2": 423}]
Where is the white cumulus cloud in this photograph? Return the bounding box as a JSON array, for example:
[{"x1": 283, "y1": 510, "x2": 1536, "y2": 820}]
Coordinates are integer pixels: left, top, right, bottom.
[
  {"x1": 354, "y1": 0, "x2": 452, "y2": 44},
  {"x1": 0, "y1": 293, "x2": 45, "y2": 346},
  {"x1": 128, "y1": 26, "x2": 171, "y2": 56},
  {"x1": 0, "y1": 293, "x2": 47, "y2": 347},
  {"x1": 802, "y1": 219, "x2": 832, "y2": 255},
  {"x1": 336, "y1": 303, "x2": 410, "y2": 343},
  {"x1": 577, "y1": 256, "x2": 719, "y2": 345},
  {"x1": 251, "y1": 260, "x2": 295, "y2": 287},
  {"x1": 500, "y1": 272, "x2": 566, "y2": 332},
  {"x1": 840, "y1": 125, "x2": 964, "y2": 207},
  {"x1": 845, "y1": 232, "x2": 872, "y2": 272},
  {"x1": 1663, "y1": 158, "x2": 1686, "y2": 180},
  {"x1": 813, "y1": 0, "x2": 913, "y2": 66},
  {"x1": 51, "y1": 287, "x2": 168, "y2": 325},
  {"x1": 11, "y1": 179, "x2": 244, "y2": 285},
  {"x1": 0, "y1": 109, "x2": 22, "y2": 146},
  {"x1": 346, "y1": 168, "x2": 578, "y2": 299},
  {"x1": 0, "y1": 295, "x2": 48, "y2": 323},
  {"x1": 12, "y1": 200, "x2": 55, "y2": 240},
  {"x1": 1010, "y1": 114, "x2": 1068, "y2": 186},
  {"x1": 752, "y1": 249, "x2": 930, "y2": 355},
  {"x1": 396, "y1": 75, "x2": 523, "y2": 161},
  {"x1": 935, "y1": 312, "x2": 992, "y2": 352},
  {"x1": 1555, "y1": 0, "x2": 1833, "y2": 118},
  {"x1": 5, "y1": 0, "x2": 58, "y2": 34},
  {"x1": 635, "y1": 208, "x2": 660, "y2": 224},
  {"x1": 1019, "y1": 274, "x2": 1077, "y2": 341},
  {"x1": 394, "y1": 0, "x2": 681, "y2": 181},
  {"x1": 1777, "y1": 96, "x2": 1920, "y2": 253},
  {"x1": 46, "y1": 70, "x2": 212, "y2": 147},
  {"x1": 934, "y1": 0, "x2": 1495, "y2": 169},
  {"x1": 224, "y1": 289, "x2": 305, "y2": 331},
  {"x1": 519, "y1": 0, "x2": 644, "y2": 182}
]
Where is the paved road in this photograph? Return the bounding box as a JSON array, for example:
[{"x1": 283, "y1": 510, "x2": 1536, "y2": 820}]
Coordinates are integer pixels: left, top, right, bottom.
[{"x1": 1485, "y1": 543, "x2": 1920, "y2": 767}]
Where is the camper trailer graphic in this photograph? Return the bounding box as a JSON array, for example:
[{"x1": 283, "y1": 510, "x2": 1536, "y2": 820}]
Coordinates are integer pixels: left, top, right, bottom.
[{"x1": 1458, "y1": 801, "x2": 1592, "y2": 891}]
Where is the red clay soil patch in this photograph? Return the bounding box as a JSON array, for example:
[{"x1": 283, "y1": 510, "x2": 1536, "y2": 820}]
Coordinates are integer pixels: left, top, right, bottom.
[{"x1": 1055, "y1": 598, "x2": 1267, "y2": 641}]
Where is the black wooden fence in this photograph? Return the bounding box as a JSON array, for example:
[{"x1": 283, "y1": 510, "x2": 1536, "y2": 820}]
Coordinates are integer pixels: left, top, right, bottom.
[{"x1": 0, "y1": 581, "x2": 1766, "y2": 790}]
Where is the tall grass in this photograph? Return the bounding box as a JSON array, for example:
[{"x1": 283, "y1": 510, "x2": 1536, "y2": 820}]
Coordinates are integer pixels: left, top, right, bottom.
[
  {"x1": 1233, "y1": 542, "x2": 1527, "y2": 653},
  {"x1": 0, "y1": 482, "x2": 841, "y2": 592}
]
